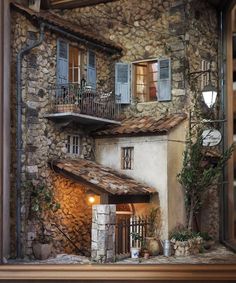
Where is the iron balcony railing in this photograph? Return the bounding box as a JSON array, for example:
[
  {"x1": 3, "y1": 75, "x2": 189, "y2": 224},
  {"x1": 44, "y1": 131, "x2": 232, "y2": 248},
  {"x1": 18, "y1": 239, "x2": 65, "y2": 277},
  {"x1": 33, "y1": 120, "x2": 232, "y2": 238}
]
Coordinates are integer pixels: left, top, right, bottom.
[{"x1": 48, "y1": 83, "x2": 121, "y2": 121}]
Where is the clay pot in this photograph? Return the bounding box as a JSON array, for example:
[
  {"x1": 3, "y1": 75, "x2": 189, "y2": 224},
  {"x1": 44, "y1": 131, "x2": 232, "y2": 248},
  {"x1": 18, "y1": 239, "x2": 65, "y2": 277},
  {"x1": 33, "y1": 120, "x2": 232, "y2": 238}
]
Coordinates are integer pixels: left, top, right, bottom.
[
  {"x1": 32, "y1": 242, "x2": 52, "y2": 260},
  {"x1": 143, "y1": 250, "x2": 150, "y2": 259},
  {"x1": 145, "y1": 237, "x2": 160, "y2": 256}
]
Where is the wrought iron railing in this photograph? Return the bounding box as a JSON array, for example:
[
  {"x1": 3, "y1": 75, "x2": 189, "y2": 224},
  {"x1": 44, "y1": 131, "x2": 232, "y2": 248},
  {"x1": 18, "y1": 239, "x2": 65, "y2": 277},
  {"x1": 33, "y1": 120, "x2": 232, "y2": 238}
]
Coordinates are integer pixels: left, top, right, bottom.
[{"x1": 48, "y1": 83, "x2": 121, "y2": 120}]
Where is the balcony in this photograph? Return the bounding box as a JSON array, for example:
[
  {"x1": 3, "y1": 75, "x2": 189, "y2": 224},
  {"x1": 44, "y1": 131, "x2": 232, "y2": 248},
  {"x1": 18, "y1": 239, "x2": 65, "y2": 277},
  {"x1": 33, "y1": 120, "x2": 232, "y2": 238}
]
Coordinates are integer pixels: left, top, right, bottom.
[{"x1": 44, "y1": 83, "x2": 121, "y2": 126}]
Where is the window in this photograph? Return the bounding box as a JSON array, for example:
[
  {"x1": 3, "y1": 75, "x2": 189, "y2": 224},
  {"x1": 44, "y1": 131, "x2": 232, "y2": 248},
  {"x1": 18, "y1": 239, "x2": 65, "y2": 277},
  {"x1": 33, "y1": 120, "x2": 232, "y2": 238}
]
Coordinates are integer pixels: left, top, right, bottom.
[
  {"x1": 121, "y1": 147, "x2": 134, "y2": 170},
  {"x1": 69, "y1": 45, "x2": 81, "y2": 83},
  {"x1": 57, "y1": 40, "x2": 96, "y2": 87},
  {"x1": 115, "y1": 59, "x2": 171, "y2": 104},
  {"x1": 67, "y1": 135, "x2": 80, "y2": 155},
  {"x1": 201, "y1": 59, "x2": 210, "y2": 89},
  {"x1": 134, "y1": 61, "x2": 158, "y2": 102}
]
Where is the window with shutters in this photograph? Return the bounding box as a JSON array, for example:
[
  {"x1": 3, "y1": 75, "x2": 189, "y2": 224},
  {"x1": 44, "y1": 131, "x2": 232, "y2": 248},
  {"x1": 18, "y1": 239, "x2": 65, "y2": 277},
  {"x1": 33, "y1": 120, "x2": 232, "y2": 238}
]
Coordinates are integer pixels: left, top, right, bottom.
[
  {"x1": 57, "y1": 39, "x2": 83, "y2": 85},
  {"x1": 133, "y1": 61, "x2": 158, "y2": 102},
  {"x1": 115, "y1": 59, "x2": 171, "y2": 104},
  {"x1": 67, "y1": 135, "x2": 80, "y2": 155},
  {"x1": 121, "y1": 147, "x2": 134, "y2": 170},
  {"x1": 133, "y1": 59, "x2": 171, "y2": 102}
]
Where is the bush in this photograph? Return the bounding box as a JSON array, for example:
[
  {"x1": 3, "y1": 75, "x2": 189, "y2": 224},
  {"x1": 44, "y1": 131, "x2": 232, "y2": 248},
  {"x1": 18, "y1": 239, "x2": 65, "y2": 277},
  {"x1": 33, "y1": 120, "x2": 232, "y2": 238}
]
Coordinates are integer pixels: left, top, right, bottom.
[{"x1": 170, "y1": 225, "x2": 200, "y2": 242}]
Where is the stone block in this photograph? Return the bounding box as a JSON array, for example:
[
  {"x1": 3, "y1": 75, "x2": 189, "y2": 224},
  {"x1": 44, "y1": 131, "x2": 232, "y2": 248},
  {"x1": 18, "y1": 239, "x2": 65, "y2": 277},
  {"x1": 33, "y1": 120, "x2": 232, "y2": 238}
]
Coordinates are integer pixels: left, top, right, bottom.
[
  {"x1": 97, "y1": 230, "x2": 106, "y2": 244},
  {"x1": 97, "y1": 214, "x2": 110, "y2": 225},
  {"x1": 91, "y1": 229, "x2": 98, "y2": 242},
  {"x1": 91, "y1": 240, "x2": 98, "y2": 250},
  {"x1": 107, "y1": 235, "x2": 115, "y2": 250},
  {"x1": 96, "y1": 205, "x2": 110, "y2": 214},
  {"x1": 91, "y1": 250, "x2": 97, "y2": 261},
  {"x1": 106, "y1": 249, "x2": 115, "y2": 262},
  {"x1": 109, "y1": 204, "x2": 116, "y2": 214},
  {"x1": 26, "y1": 165, "x2": 38, "y2": 174},
  {"x1": 98, "y1": 224, "x2": 107, "y2": 231}
]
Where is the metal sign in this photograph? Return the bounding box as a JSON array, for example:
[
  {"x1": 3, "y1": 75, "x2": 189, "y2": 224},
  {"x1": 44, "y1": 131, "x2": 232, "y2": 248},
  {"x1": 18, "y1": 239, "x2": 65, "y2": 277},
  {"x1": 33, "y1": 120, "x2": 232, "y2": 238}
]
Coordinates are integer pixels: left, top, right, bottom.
[{"x1": 202, "y1": 129, "x2": 222, "y2": 147}]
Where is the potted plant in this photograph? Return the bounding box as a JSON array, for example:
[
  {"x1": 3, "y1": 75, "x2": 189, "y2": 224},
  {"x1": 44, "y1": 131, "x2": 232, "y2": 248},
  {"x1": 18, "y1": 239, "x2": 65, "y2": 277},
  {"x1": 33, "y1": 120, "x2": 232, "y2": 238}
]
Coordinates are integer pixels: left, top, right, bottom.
[
  {"x1": 145, "y1": 207, "x2": 160, "y2": 256},
  {"x1": 141, "y1": 239, "x2": 150, "y2": 259},
  {"x1": 25, "y1": 181, "x2": 60, "y2": 260},
  {"x1": 130, "y1": 232, "x2": 142, "y2": 259},
  {"x1": 170, "y1": 224, "x2": 203, "y2": 256}
]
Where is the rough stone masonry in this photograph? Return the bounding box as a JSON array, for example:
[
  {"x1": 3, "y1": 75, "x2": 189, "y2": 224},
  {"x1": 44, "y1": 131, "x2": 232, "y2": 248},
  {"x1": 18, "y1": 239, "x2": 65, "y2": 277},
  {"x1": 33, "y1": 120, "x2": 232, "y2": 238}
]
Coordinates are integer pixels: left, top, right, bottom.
[{"x1": 91, "y1": 205, "x2": 116, "y2": 263}]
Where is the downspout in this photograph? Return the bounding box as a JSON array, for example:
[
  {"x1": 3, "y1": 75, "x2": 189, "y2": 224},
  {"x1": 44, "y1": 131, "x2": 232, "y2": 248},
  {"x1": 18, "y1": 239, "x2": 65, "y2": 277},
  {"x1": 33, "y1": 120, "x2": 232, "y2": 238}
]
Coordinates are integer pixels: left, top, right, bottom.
[
  {"x1": 219, "y1": 10, "x2": 226, "y2": 243},
  {"x1": 16, "y1": 22, "x2": 45, "y2": 258}
]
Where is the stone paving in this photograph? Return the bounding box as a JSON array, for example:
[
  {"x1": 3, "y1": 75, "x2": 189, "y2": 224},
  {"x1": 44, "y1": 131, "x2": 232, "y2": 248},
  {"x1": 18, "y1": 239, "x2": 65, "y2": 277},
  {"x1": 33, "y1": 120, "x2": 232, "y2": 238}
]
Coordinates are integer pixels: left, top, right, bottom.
[{"x1": 7, "y1": 244, "x2": 236, "y2": 265}]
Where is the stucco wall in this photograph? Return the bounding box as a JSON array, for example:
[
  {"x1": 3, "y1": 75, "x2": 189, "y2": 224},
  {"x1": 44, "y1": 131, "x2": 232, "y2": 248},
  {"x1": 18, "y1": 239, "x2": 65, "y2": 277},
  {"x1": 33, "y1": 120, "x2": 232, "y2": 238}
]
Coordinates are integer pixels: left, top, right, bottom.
[
  {"x1": 95, "y1": 135, "x2": 169, "y2": 238},
  {"x1": 167, "y1": 121, "x2": 187, "y2": 234}
]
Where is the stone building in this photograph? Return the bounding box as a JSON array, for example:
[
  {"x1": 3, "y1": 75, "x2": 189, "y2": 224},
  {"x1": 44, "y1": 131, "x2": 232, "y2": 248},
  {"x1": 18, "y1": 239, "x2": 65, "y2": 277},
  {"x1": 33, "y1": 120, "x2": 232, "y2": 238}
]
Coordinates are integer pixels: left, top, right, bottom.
[{"x1": 9, "y1": 0, "x2": 221, "y2": 259}]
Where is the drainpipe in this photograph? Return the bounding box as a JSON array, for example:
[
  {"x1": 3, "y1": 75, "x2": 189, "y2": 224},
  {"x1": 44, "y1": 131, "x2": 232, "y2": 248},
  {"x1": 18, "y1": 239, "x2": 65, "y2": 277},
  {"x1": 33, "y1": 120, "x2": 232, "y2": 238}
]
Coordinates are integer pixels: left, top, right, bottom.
[
  {"x1": 219, "y1": 10, "x2": 225, "y2": 242},
  {"x1": 16, "y1": 22, "x2": 45, "y2": 258}
]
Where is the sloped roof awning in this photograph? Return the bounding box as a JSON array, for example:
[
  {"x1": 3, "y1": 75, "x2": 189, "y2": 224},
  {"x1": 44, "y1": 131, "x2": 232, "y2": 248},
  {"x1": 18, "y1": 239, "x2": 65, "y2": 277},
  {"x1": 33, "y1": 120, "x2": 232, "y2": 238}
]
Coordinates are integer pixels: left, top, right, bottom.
[
  {"x1": 93, "y1": 113, "x2": 187, "y2": 137},
  {"x1": 49, "y1": 158, "x2": 156, "y2": 203},
  {"x1": 11, "y1": 3, "x2": 122, "y2": 54}
]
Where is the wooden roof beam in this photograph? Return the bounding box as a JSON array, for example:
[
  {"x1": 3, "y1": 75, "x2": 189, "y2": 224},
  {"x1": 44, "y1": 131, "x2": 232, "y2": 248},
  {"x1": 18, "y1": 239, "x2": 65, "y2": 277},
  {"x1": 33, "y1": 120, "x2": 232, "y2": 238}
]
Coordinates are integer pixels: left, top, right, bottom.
[{"x1": 50, "y1": 0, "x2": 119, "y2": 9}]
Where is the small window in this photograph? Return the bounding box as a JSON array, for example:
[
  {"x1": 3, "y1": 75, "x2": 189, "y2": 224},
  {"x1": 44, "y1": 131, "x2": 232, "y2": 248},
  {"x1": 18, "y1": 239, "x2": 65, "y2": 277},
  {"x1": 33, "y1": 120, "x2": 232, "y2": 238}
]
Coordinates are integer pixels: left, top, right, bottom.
[
  {"x1": 67, "y1": 135, "x2": 80, "y2": 155},
  {"x1": 201, "y1": 59, "x2": 210, "y2": 89},
  {"x1": 121, "y1": 147, "x2": 134, "y2": 170}
]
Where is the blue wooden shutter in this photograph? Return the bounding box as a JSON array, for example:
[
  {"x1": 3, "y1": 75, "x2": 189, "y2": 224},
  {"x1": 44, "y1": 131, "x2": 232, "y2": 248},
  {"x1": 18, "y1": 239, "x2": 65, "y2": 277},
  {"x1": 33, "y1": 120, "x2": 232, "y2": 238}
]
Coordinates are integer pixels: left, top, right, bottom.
[
  {"x1": 57, "y1": 39, "x2": 68, "y2": 85},
  {"x1": 87, "y1": 50, "x2": 96, "y2": 89},
  {"x1": 115, "y1": 63, "x2": 131, "y2": 104},
  {"x1": 158, "y1": 58, "x2": 171, "y2": 101}
]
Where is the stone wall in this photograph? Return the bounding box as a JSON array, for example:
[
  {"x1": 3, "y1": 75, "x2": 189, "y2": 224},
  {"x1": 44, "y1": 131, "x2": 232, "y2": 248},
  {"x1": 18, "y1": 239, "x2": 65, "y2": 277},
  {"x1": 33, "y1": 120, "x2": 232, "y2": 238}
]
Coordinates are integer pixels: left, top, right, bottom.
[
  {"x1": 10, "y1": 0, "x2": 220, "y2": 258},
  {"x1": 59, "y1": 0, "x2": 218, "y2": 118},
  {"x1": 24, "y1": 174, "x2": 93, "y2": 258},
  {"x1": 10, "y1": 10, "x2": 108, "y2": 257}
]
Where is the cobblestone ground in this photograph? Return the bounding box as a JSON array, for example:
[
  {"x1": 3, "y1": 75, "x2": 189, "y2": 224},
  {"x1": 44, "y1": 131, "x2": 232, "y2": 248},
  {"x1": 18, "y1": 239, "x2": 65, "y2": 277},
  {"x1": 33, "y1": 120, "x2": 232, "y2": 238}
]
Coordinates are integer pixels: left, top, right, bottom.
[{"x1": 7, "y1": 245, "x2": 236, "y2": 265}]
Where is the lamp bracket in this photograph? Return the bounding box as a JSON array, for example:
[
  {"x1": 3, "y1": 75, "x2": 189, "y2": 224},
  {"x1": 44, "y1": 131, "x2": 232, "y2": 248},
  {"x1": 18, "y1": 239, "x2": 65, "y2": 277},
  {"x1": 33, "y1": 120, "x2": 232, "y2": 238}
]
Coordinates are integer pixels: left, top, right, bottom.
[{"x1": 188, "y1": 69, "x2": 211, "y2": 80}]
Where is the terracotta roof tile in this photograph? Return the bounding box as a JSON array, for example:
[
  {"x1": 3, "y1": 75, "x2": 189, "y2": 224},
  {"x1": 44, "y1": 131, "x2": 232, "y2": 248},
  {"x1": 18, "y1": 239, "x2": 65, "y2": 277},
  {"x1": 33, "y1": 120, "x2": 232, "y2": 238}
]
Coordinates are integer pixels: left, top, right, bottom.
[
  {"x1": 50, "y1": 158, "x2": 156, "y2": 195},
  {"x1": 11, "y1": 3, "x2": 122, "y2": 54},
  {"x1": 94, "y1": 113, "x2": 187, "y2": 137}
]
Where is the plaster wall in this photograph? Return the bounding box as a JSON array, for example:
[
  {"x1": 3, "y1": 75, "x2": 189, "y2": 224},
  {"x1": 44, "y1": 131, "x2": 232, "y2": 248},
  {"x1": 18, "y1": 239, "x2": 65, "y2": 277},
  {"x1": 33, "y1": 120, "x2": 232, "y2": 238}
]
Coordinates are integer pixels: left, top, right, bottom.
[
  {"x1": 167, "y1": 121, "x2": 187, "y2": 234},
  {"x1": 95, "y1": 135, "x2": 169, "y2": 238}
]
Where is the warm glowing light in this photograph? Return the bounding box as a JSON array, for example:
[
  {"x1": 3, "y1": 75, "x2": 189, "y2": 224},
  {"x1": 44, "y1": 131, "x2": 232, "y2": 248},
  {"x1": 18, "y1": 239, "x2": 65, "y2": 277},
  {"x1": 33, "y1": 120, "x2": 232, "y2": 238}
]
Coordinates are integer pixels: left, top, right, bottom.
[
  {"x1": 88, "y1": 196, "x2": 95, "y2": 204},
  {"x1": 202, "y1": 83, "x2": 217, "y2": 108}
]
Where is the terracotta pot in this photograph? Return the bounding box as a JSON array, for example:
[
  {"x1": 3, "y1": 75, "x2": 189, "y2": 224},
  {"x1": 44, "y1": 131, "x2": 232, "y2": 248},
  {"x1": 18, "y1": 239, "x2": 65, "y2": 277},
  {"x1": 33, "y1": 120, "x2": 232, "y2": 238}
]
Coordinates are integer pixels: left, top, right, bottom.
[
  {"x1": 32, "y1": 242, "x2": 52, "y2": 260},
  {"x1": 203, "y1": 240, "x2": 215, "y2": 250},
  {"x1": 145, "y1": 237, "x2": 160, "y2": 256},
  {"x1": 143, "y1": 250, "x2": 150, "y2": 259}
]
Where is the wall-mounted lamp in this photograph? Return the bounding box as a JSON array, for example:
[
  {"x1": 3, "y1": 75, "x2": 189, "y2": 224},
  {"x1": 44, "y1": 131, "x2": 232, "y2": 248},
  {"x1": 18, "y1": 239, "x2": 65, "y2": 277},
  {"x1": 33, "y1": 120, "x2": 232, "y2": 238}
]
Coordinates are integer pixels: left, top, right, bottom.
[
  {"x1": 88, "y1": 195, "x2": 95, "y2": 204},
  {"x1": 202, "y1": 82, "x2": 218, "y2": 108}
]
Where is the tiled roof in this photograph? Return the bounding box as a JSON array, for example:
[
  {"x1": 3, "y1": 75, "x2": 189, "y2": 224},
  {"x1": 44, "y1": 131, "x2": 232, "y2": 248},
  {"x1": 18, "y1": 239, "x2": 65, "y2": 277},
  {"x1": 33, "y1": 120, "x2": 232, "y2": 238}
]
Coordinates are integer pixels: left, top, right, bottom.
[
  {"x1": 11, "y1": 3, "x2": 122, "y2": 54},
  {"x1": 94, "y1": 113, "x2": 187, "y2": 137},
  {"x1": 50, "y1": 158, "x2": 156, "y2": 195}
]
